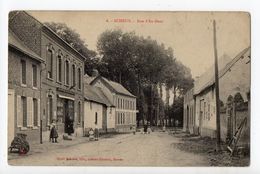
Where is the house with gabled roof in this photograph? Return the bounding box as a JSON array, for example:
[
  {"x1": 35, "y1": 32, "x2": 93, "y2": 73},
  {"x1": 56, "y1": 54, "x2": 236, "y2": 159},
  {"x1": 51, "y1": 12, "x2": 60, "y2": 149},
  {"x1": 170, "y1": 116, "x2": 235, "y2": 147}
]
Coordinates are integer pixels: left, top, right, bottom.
[
  {"x1": 84, "y1": 72, "x2": 137, "y2": 132},
  {"x1": 84, "y1": 84, "x2": 115, "y2": 133},
  {"x1": 8, "y1": 30, "x2": 44, "y2": 145},
  {"x1": 186, "y1": 47, "x2": 251, "y2": 144},
  {"x1": 184, "y1": 47, "x2": 250, "y2": 146}
]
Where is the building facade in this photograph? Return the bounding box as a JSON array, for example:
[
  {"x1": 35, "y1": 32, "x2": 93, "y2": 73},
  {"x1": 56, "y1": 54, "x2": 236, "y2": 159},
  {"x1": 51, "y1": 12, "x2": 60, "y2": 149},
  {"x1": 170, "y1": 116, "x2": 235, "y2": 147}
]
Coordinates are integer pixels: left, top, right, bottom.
[
  {"x1": 9, "y1": 11, "x2": 85, "y2": 143},
  {"x1": 84, "y1": 84, "x2": 115, "y2": 134},
  {"x1": 8, "y1": 31, "x2": 43, "y2": 145},
  {"x1": 185, "y1": 47, "x2": 250, "y2": 145},
  {"x1": 85, "y1": 74, "x2": 137, "y2": 132}
]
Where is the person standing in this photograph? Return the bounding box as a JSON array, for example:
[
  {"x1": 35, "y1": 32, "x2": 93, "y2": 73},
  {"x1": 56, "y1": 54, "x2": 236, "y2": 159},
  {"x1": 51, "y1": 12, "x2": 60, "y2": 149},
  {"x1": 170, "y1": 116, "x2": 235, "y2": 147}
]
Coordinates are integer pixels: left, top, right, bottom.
[
  {"x1": 50, "y1": 119, "x2": 58, "y2": 143},
  {"x1": 94, "y1": 123, "x2": 99, "y2": 141},
  {"x1": 174, "y1": 119, "x2": 179, "y2": 134}
]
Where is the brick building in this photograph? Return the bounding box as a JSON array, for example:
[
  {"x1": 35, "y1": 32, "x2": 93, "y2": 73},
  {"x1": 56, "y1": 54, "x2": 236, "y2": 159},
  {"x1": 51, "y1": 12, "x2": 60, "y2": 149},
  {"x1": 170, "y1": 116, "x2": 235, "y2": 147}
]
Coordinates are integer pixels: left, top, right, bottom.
[
  {"x1": 8, "y1": 30, "x2": 43, "y2": 145},
  {"x1": 9, "y1": 11, "x2": 85, "y2": 143}
]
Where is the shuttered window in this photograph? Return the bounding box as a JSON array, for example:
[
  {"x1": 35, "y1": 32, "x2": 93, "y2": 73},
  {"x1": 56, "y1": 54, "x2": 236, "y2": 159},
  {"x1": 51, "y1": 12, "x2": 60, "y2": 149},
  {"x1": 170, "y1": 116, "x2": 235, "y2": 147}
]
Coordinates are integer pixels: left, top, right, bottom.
[
  {"x1": 17, "y1": 96, "x2": 22, "y2": 127},
  {"x1": 21, "y1": 96, "x2": 27, "y2": 127},
  {"x1": 27, "y1": 97, "x2": 33, "y2": 127},
  {"x1": 33, "y1": 98, "x2": 38, "y2": 126},
  {"x1": 37, "y1": 99, "x2": 40, "y2": 126}
]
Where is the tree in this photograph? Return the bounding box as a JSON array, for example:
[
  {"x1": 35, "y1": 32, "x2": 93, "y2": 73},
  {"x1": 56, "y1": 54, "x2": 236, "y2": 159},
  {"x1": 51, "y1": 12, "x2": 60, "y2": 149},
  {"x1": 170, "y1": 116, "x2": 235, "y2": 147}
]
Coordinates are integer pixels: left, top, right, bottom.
[{"x1": 97, "y1": 29, "x2": 193, "y2": 127}]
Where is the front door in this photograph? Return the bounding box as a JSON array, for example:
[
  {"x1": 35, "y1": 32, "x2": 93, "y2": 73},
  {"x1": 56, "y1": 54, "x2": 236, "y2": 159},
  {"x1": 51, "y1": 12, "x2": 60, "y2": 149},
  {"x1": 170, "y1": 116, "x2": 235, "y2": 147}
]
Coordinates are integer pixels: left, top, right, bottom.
[
  {"x1": 64, "y1": 99, "x2": 74, "y2": 134},
  {"x1": 199, "y1": 99, "x2": 204, "y2": 135}
]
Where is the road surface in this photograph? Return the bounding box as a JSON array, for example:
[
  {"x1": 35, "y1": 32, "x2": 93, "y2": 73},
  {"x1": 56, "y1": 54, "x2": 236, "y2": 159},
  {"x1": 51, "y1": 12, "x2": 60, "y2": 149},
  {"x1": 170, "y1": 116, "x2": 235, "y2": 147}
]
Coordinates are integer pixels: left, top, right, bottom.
[{"x1": 9, "y1": 131, "x2": 209, "y2": 166}]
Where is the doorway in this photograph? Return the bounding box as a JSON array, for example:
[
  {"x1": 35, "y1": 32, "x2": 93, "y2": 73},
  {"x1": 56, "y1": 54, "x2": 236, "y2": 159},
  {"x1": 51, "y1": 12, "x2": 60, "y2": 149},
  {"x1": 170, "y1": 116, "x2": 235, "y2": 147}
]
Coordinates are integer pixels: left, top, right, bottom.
[
  {"x1": 199, "y1": 99, "x2": 204, "y2": 135},
  {"x1": 64, "y1": 99, "x2": 74, "y2": 135}
]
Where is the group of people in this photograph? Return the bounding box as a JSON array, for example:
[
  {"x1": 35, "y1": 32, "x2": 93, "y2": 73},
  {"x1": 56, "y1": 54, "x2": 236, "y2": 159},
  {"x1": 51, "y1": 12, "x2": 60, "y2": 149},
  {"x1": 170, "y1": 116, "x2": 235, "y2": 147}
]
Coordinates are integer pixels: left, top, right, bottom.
[
  {"x1": 88, "y1": 123, "x2": 99, "y2": 141},
  {"x1": 49, "y1": 120, "x2": 100, "y2": 143}
]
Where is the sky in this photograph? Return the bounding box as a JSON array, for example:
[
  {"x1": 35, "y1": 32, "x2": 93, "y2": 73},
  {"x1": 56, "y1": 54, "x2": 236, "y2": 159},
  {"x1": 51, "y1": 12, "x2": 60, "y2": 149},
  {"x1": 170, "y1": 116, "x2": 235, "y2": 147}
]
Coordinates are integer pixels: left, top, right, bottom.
[{"x1": 29, "y1": 11, "x2": 250, "y2": 78}]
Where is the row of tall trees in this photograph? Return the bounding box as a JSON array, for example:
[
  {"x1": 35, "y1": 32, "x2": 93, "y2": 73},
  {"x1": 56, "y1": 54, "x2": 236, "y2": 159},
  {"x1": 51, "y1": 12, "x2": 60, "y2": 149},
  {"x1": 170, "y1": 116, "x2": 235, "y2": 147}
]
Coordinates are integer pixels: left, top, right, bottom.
[
  {"x1": 45, "y1": 22, "x2": 194, "y2": 127},
  {"x1": 96, "y1": 29, "x2": 193, "y2": 126}
]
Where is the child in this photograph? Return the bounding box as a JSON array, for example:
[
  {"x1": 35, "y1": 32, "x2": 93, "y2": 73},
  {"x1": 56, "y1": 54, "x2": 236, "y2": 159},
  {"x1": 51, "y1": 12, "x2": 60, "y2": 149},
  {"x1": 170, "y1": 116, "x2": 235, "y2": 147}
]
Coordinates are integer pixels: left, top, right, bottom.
[
  {"x1": 88, "y1": 128, "x2": 94, "y2": 141},
  {"x1": 50, "y1": 119, "x2": 59, "y2": 143}
]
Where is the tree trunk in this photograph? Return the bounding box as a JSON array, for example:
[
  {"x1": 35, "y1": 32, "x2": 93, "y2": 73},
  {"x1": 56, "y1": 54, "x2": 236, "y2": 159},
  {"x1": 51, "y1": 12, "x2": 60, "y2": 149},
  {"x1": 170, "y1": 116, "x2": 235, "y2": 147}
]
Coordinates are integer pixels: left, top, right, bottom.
[{"x1": 166, "y1": 86, "x2": 170, "y2": 126}]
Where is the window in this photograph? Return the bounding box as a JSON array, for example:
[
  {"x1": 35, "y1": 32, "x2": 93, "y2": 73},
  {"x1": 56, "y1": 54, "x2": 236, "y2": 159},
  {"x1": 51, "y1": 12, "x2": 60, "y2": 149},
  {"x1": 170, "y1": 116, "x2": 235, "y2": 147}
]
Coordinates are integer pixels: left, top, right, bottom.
[
  {"x1": 21, "y1": 96, "x2": 27, "y2": 127},
  {"x1": 204, "y1": 102, "x2": 206, "y2": 120},
  {"x1": 78, "y1": 68, "x2": 81, "y2": 90},
  {"x1": 32, "y1": 64, "x2": 37, "y2": 87},
  {"x1": 208, "y1": 104, "x2": 210, "y2": 120},
  {"x1": 95, "y1": 112, "x2": 98, "y2": 124},
  {"x1": 47, "y1": 49, "x2": 53, "y2": 79},
  {"x1": 72, "y1": 64, "x2": 76, "y2": 86},
  {"x1": 65, "y1": 60, "x2": 69, "y2": 85},
  {"x1": 57, "y1": 55, "x2": 62, "y2": 82},
  {"x1": 33, "y1": 98, "x2": 38, "y2": 126},
  {"x1": 21, "y1": 60, "x2": 26, "y2": 85},
  {"x1": 48, "y1": 95, "x2": 53, "y2": 124},
  {"x1": 78, "y1": 102, "x2": 81, "y2": 124}
]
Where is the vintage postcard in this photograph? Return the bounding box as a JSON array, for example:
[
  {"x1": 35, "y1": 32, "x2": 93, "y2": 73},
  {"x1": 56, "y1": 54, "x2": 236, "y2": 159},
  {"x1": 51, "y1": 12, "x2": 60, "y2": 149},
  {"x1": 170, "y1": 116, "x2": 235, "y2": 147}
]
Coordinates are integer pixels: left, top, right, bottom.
[{"x1": 7, "y1": 11, "x2": 250, "y2": 166}]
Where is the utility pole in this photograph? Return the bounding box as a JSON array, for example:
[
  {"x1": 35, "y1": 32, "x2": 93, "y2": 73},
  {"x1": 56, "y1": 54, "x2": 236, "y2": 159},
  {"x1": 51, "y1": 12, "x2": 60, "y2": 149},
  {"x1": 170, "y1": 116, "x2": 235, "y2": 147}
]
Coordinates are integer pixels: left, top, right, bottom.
[{"x1": 213, "y1": 20, "x2": 221, "y2": 151}]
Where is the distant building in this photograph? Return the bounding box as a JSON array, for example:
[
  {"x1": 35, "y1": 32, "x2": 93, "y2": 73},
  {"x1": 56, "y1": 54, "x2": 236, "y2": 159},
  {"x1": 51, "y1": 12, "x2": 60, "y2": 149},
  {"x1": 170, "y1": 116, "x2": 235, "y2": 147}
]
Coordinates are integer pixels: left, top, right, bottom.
[
  {"x1": 184, "y1": 47, "x2": 250, "y2": 146},
  {"x1": 9, "y1": 11, "x2": 85, "y2": 142},
  {"x1": 8, "y1": 30, "x2": 44, "y2": 145},
  {"x1": 85, "y1": 73, "x2": 137, "y2": 132},
  {"x1": 84, "y1": 84, "x2": 115, "y2": 134}
]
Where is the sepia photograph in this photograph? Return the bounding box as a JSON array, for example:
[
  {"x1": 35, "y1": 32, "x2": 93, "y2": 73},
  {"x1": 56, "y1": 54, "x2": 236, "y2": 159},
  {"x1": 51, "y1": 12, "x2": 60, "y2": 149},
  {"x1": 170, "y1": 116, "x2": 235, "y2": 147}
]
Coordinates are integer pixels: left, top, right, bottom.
[{"x1": 7, "y1": 11, "x2": 250, "y2": 167}]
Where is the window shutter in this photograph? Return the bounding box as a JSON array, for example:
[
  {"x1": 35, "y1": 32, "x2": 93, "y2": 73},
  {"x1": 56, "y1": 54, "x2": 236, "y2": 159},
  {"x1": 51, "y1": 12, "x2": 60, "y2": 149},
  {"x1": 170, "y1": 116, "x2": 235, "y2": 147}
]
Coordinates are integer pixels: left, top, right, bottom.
[
  {"x1": 17, "y1": 95, "x2": 22, "y2": 127},
  {"x1": 38, "y1": 99, "x2": 41, "y2": 126},
  {"x1": 27, "y1": 97, "x2": 33, "y2": 127}
]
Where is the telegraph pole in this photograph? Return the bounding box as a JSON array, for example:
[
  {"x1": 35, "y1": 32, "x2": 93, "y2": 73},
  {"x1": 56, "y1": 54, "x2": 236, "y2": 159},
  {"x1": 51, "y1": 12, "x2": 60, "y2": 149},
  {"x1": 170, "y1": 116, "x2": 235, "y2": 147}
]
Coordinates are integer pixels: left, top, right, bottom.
[{"x1": 213, "y1": 20, "x2": 221, "y2": 151}]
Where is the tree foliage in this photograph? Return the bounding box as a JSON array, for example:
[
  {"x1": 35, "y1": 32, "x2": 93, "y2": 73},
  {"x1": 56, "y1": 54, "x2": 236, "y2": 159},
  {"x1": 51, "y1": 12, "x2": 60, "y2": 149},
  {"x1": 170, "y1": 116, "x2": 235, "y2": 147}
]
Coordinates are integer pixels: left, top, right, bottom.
[{"x1": 97, "y1": 29, "x2": 193, "y2": 126}]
